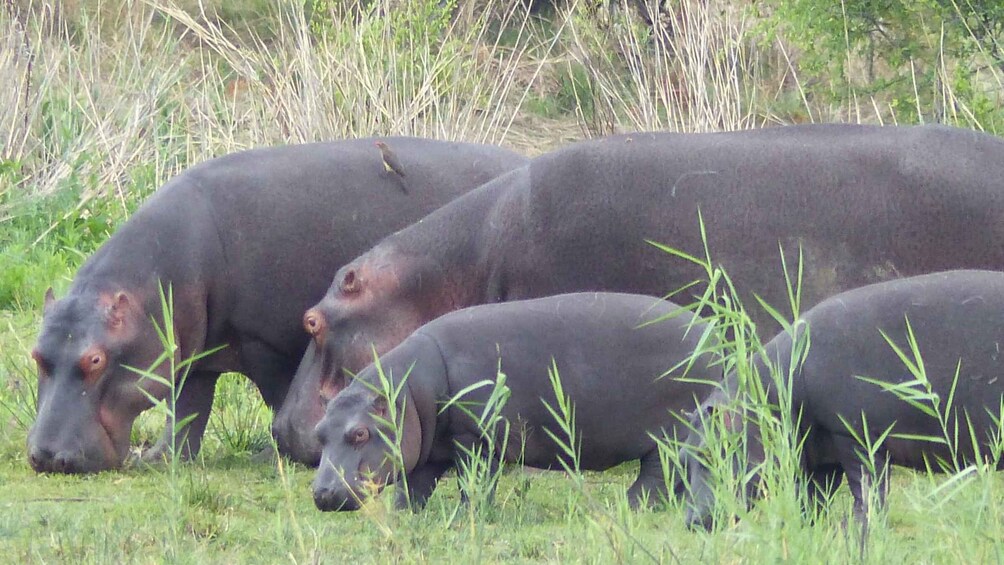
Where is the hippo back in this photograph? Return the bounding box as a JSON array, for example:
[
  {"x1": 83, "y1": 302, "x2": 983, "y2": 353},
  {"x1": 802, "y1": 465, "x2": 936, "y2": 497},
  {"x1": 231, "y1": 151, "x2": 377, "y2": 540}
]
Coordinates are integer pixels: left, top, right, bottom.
[
  {"x1": 189, "y1": 138, "x2": 527, "y2": 355},
  {"x1": 482, "y1": 125, "x2": 1004, "y2": 334}
]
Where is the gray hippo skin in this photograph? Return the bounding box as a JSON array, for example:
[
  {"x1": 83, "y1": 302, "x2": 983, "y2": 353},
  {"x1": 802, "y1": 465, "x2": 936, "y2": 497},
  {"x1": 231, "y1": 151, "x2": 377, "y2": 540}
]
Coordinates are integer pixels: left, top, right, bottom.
[
  {"x1": 311, "y1": 292, "x2": 720, "y2": 511},
  {"x1": 27, "y1": 137, "x2": 526, "y2": 473},
  {"x1": 683, "y1": 270, "x2": 1004, "y2": 529},
  {"x1": 277, "y1": 124, "x2": 1004, "y2": 464}
]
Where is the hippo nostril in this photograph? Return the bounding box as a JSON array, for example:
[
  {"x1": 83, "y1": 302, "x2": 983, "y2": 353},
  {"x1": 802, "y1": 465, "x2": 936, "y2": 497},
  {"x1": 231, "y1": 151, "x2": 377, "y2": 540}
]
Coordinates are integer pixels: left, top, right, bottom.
[
  {"x1": 29, "y1": 446, "x2": 54, "y2": 472},
  {"x1": 313, "y1": 487, "x2": 334, "y2": 511},
  {"x1": 53, "y1": 451, "x2": 80, "y2": 474},
  {"x1": 313, "y1": 487, "x2": 360, "y2": 512}
]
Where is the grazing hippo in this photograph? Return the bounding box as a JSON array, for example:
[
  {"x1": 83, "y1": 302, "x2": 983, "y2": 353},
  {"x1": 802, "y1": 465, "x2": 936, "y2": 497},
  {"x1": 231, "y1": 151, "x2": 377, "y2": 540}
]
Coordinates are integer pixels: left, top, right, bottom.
[
  {"x1": 311, "y1": 292, "x2": 720, "y2": 511},
  {"x1": 276, "y1": 124, "x2": 1004, "y2": 465},
  {"x1": 27, "y1": 137, "x2": 526, "y2": 474},
  {"x1": 682, "y1": 270, "x2": 1004, "y2": 530}
]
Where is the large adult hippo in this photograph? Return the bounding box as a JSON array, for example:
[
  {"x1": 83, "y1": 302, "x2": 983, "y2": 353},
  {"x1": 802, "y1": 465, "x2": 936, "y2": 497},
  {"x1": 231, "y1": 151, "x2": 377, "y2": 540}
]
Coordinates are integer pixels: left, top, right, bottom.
[
  {"x1": 310, "y1": 292, "x2": 720, "y2": 511},
  {"x1": 27, "y1": 137, "x2": 527, "y2": 473},
  {"x1": 682, "y1": 270, "x2": 1004, "y2": 530},
  {"x1": 274, "y1": 124, "x2": 1004, "y2": 464}
]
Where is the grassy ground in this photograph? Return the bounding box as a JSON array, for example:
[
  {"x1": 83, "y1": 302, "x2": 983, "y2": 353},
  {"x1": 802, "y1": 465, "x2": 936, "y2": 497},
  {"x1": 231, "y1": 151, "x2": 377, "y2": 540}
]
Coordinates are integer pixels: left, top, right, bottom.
[
  {"x1": 3, "y1": 0, "x2": 1004, "y2": 562},
  {"x1": 3, "y1": 318, "x2": 1004, "y2": 564}
]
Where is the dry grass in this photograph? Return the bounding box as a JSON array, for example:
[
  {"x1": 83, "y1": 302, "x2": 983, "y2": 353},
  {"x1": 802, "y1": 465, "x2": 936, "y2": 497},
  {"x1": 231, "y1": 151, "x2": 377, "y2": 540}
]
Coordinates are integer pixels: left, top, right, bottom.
[
  {"x1": 1, "y1": 0, "x2": 561, "y2": 208},
  {"x1": 564, "y1": 0, "x2": 767, "y2": 135},
  {"x1": 0, "y1": 0, "x2": 788, "y2": 209}
]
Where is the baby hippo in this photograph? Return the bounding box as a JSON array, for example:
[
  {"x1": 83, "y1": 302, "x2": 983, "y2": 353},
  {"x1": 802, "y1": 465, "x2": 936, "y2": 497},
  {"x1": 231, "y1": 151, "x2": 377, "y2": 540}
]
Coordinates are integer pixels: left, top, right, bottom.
[
  {"x1": 311, "y1": 292, "x2": 720, "y2": 511},
  {"x1": 683, "y1": 270, "x2": 1004, "y2": 530}
]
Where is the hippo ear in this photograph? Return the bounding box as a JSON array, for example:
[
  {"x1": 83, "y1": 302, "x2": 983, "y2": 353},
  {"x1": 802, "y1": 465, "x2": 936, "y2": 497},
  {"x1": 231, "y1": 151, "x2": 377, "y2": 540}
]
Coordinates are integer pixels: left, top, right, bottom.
[
  {"x1": 372, "y1": 396, "x2": 388, "y2": 419},
  {"x1": 43, "y1": 288, "x2": 55, "y2": 314},
  {"x1": 319, "y1": 370, "x2": 348, "y2": 404},
  {"x1": 103, "y1": 291, "x2": 136, "y2": 330},
  {"x1": 339, "y1": 269, "x2": 360, "y2": 294},
  {"x1": 718, "y1": 406, "x2": 742, "y2": 433},
  {"x1": 696, "y1": 403, "x2": 741, "y2": 433}
]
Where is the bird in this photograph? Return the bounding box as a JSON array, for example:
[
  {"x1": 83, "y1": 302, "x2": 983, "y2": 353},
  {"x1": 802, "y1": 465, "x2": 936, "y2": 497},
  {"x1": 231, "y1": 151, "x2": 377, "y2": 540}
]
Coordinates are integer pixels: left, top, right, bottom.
[{"x1": 375, "y1": 141, "x2": 408, "y2": 193}]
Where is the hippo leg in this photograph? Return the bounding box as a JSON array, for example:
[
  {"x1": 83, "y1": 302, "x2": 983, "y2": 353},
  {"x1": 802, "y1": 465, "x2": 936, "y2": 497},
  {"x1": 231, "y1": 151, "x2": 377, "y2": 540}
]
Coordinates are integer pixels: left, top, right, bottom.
[
  {"x1": 395, "y1": 461, "x2": 453, "y2": 510},
  {"x1": 802, "y1": 464, "x2": 844, "y2": 518},
  {"x1": 239, "y1": 339, "x2": 296, "y2": 410},
  {"x1": 143, "y1": 371, "x2": 220, "y2": 462},
  {"x1": 627, "y1": 450, "x2": 669, "y2": 508},
  {"x1": 455, "y1": 448, "x2": 501, "y2": 505},
  {"x1": 834, "y1": 436, "x2": 890, "y2": 540}
]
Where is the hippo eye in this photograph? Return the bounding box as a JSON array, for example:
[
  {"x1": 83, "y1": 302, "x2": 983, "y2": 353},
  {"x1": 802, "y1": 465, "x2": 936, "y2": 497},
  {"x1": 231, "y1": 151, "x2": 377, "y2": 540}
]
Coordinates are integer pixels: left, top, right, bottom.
[
  {"x1": 78, "y1": 348, "x2": 108, "y2": 381},
  {"x1": 347, "y1": 427, "x2": 370, "y2": 446},
  {"x1": 303, "y1": 309, "x2": 325, "y2": 335},
  {"x1": 303, "y1": 310, "x2": 328, "y2": 347},
  {"x1": 31, "y1": 350, "x2": 50, "y2": 378}
]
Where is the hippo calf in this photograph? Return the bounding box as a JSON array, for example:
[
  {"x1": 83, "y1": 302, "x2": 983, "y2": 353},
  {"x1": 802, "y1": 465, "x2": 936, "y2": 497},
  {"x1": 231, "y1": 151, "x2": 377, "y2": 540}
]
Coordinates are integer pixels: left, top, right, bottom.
[
  {"x1": 278, "y1": 123, "x2": 1004, "y2": 465},
  {"x1": 28, "y1": 137, "x2": 526, "y2": 473},
  {"x1": 683, "y1": 270, "x2": 1004, "y2": 529},
  {"x1": 311, "y1": 292, "x2": 720, "y2": 511}
]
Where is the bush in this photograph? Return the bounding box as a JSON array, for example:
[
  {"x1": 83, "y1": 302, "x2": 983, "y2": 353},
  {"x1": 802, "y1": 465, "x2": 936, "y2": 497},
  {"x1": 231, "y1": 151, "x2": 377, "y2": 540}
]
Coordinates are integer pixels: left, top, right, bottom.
[{"x1": 763, "y1": 0, "x2": 1004, "y2": 128}]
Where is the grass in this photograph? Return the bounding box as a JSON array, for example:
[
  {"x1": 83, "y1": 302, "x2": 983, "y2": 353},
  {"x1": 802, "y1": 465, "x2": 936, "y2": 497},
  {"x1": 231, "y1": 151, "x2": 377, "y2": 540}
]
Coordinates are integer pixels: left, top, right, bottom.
[
  {"x1": 3, "y1": 351, "x2": 1004, "y2": 564},
  {"x1": 3, "y1": 0, "x2": 1004, "y2": 561}
]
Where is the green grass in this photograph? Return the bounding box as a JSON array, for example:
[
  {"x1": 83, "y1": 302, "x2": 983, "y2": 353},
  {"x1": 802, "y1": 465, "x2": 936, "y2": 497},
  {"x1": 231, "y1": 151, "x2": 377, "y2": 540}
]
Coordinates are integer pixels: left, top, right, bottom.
[{"x1": 3, "y1": 370, "x2": 1004, "y2": 563}]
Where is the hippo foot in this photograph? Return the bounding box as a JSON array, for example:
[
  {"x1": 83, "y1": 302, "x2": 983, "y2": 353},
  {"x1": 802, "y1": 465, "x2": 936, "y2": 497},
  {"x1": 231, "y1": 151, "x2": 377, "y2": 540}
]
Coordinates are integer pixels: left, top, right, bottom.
[
  {"x1": 627, "y1": 485, "x2": 672, "y2": 511},
  {"x1": 250, "y1": 444, "x2": 277, "y2": 465},
  {"x1": 139, "y1": 445, "x2": 173, "y2": 465},
  {"x1": 139, "y1": 440, "x2": 197, "y2": 465},
  {"x1": 626, "y1": 453, "x2": 670, "y2": 509},
  {"x1": 395, "y1": 461, "x2": 453, "y2": 511},
  {"x1": 125, "y1": 446, "x2": 146, "y2": 466}
]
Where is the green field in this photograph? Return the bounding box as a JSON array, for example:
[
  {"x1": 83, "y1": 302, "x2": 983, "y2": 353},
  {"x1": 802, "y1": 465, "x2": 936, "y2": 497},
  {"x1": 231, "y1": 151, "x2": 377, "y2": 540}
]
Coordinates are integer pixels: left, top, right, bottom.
[{"x1": 3, "y1": 1, "x2": 1004, "y2": 562}]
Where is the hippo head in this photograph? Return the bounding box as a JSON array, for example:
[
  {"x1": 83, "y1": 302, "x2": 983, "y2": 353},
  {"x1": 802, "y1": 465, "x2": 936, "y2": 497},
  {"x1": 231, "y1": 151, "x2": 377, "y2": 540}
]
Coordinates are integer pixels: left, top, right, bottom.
[
  {"x1": 681, "y1": 384, "x2": 765, "y2": 530},
  {"x1": 27, "y1": 288, "x2": 169, "y2": 473},
  {"x1": 311, "y1": 377, "x2": 422, "y2": 511},
  {"x1": 273, "y1": 245, "x2": 452, "y2": 465}
]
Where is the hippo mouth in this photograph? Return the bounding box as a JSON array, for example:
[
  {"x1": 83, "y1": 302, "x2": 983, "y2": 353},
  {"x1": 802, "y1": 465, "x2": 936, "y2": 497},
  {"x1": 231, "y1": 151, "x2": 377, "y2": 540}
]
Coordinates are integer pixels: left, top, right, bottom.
[
  {"x1": 313, "y1": 487, "x2": 363, "y2": 511},
  {"x1": 319, "y1": 367, "x2": 346, "y2": 403},
  {"x1": 98, "y1": 406, "x2": 134, "y2": 463},
  {"x1": 28, "y1": 420, "x2": 120, "y2": 474},
  {"x1": 28, "y1": 399, "x2": 126, "y2": 474},
  {"x1": 313, "y1": 467, "x2": 389, "y2": 512}
]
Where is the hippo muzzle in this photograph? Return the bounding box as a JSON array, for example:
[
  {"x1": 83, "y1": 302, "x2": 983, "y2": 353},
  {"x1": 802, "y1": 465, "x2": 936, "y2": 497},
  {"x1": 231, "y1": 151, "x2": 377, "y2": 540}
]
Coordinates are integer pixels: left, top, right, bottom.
[
  {"x1": 273, "y1": 338, "x2": 345, "y2": 466},
  {"x1": 27, "y1": 383, "x2": 121, "y2": 474},
  {"x1": 272, "y1": 418, "x2": 322, "y2": 467},
  {"x1": 312, "y1": 460, "x2": 382, "y2": 512},
  {"x1": 680, "y1": 446, "x2": 717, "y2": 530},
  {"x1": 312, "y1": 485, "x2": 363, "y2": 512}
]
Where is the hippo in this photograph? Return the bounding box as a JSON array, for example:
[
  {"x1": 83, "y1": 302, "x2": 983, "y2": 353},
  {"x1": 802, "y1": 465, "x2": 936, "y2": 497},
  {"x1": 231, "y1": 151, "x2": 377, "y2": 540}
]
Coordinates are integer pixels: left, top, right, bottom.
[
  {"x1": 310, "y1": 292, "x2": 720, "y2": 511},
  {"x1": 682, "y1": 270, "x2": 1004, "y2": 530},
  {"x1": 275, "y1": 124, "x2": 1004, "y2": 465},
  {"x1": 27, "y1": 137, "x2": 527, "y2": 473}
]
